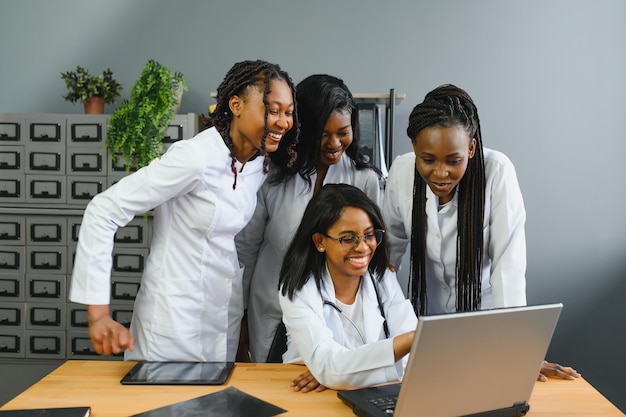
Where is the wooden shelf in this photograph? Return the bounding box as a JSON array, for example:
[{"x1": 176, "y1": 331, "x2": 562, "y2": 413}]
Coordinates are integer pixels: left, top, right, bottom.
[
  {"x1": 209, "y1": 92, "x2": 405, "y2": 105},
  {"x1": 352, "y1": 93, "x2": 405, "y2": 105}
]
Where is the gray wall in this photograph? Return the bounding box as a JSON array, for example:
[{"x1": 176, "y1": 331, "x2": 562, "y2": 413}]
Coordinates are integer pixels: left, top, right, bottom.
[{"x1": 1, "y1": 0, "x2": 625, "y2": 412}]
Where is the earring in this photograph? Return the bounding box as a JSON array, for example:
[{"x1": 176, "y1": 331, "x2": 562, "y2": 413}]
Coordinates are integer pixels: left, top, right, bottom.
[{"x1": 318, "y1": 247, "x2": 325, "y2": 252}]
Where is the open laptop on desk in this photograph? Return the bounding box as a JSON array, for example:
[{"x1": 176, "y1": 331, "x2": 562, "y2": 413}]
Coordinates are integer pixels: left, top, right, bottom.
[{"x1": 338, "y1": 303, "x2": 563, "y2": 417}]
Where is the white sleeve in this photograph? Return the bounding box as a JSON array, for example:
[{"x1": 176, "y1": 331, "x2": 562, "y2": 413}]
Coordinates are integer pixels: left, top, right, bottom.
[
  {"x1": 279, "y1": 287, "x2": 401, "y2": 390},
  {"x1": 381, "y1": 270, "x2": 418, "y2": 337},
  {"x1": 486, "y1": 153, "x2": 527, "y2": 308},
  {"x1": 354, "y1": 168, "x2": 382, "y2": 207},
  {"x1": 379, "y1": 270, "x2": 418, "y2": 376},
  {"x1": 382, "y1": 155, "x2": 412, "y2": 269},
  {"x1": 235, "y1": 183, "x2": 270, "y2": 308},
  {"x1": 69, "y1": 141, "x2": 205, "y2": 305}
]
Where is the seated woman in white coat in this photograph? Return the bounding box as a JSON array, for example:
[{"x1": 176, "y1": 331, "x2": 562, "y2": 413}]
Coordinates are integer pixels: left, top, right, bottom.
[{"x1": 278, "y1": 184, "x2": 416, "y2": 392}]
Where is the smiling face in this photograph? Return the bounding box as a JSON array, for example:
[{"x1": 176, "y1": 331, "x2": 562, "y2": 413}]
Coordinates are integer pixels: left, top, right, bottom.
[
  {"x1": 412, "y1": 125, "x2": 476, "y2": 205},
  {"x1": 229, "y1": 78, "x2": 294, "y2": 159},
  {"x1": 319, "y1": 109, "x2": 353, "y2": 167},
  {"x1": 313, "y1": 206, "x2": 376, "y2": 283}
]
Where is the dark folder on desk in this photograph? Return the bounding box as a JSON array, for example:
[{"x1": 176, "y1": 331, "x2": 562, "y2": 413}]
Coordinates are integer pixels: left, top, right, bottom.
[
  {"x1": 338, "y1": 303, "x2": 563, "y2": 417},
  {"x1": 0, "y1": 407, "x2": 90, "y2": 417},
  {"x1": 129, "y1": 386, "x2": 286, "y2": 417}
]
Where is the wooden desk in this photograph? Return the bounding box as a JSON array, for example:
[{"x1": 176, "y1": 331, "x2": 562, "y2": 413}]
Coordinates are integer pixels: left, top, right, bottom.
[{"x1": 1, "y1": 360, "x2": 623, "y2": 416}]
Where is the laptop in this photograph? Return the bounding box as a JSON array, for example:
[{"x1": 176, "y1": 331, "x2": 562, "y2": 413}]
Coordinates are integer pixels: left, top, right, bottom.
[
  {"x1": 338, "y1": 303, "x2": 563, "y2": 417},
  {"x1": 120, "y1": 361, "x2": 235, "y2": 385}
]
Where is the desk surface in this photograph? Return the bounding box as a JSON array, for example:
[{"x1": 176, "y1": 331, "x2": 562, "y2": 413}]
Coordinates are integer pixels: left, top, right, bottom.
[{"x1": 1, "y1": 360, "x2": 624, "y2": 417}]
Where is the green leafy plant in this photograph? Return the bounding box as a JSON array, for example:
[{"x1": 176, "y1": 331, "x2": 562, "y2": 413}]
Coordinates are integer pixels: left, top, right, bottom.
[
  {"x1": 60, "y1": 66, "x2": 123, "y2": 104},
  {"x1": 106, "y1": 59, "x2": 187, "y2": 171}
]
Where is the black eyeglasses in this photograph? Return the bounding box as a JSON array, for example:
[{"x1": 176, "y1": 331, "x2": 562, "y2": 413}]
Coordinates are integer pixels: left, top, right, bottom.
[{"x1": 322, "y1": 229, "x2": 385, "y2": 251}]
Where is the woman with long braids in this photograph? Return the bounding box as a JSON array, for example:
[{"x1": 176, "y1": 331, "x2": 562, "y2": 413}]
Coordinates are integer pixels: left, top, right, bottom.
[
  {"x1": 383, "y1": 84, "x2": 523, "y2": 316},
  {"x1": 383, "y1": 84, "x2": 579, "y2": 381},
  {"x1": 236, "y1": 74, "x2": 381, "y2": 362},
  {"x1": 69, "y1": 60, "x2": 299, "y2": 362}
]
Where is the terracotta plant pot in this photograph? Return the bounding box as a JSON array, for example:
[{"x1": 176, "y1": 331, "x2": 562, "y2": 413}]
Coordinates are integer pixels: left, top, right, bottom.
[{"x1": 84, "y1": 96, "x2": 105, "y2": 114}]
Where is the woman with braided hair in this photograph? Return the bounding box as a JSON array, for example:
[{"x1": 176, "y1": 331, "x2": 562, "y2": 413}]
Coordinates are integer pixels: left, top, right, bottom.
[
  {"x1": 383, "y1": 83, "x2": 523, "y2": 316},
  {"x1": 69, "y1": 60, "x2": 299, "y2": 362},
  {"x1": 382, "y1": 84, "x2": 579, "y2": 381},
  {"x1": 236, "y1": 74, "x2": 381, "y2": 362}
]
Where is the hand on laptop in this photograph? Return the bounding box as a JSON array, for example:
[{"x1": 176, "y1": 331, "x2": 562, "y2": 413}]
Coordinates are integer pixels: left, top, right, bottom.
[
  {"x1": 291, "y1": 369, "x2": 327, "y2": 393},
  {"x1": 538, "y1": 361, "x2": 581, "y2": 382}
]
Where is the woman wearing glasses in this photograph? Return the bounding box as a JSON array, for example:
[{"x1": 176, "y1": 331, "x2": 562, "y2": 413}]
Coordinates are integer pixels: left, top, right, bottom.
[{"x1": 278, "y1": 184, "x2": 417, "y2": 391}]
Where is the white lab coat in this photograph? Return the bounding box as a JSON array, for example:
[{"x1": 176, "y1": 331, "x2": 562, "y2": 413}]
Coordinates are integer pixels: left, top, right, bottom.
[
  {"x1": 279, "y1": 267, "x2": 417, "y2": 390},
  {"x1": 236, "y1": 154, "x2": 381, "y2": 362},
  {"x1": 69, "y1": 127, "x2": 266, "y2": 361},
  {"x1": 382, "y1": 148, "x2": 527, "y2": 314}
]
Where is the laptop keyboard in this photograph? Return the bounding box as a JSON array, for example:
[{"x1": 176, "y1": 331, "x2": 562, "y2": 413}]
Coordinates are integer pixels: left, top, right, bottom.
[{"x1": 368, "y1": 395, "x2": 397, "y2": 415}]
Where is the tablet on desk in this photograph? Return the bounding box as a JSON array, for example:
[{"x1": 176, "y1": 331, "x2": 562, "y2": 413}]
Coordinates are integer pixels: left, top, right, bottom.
[{"x1": 120, "y1": 361, "x2": 235, "y2": 385}]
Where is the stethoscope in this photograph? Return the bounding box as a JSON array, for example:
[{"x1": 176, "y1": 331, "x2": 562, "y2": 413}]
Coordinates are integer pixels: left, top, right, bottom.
[{"x1": 322, "y1": 275, "x2": 390, "y2": 341}]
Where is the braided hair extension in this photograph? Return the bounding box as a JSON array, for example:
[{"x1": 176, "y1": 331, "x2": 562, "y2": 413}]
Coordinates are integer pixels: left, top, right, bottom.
[
  {"x1": 207, "y1": 60, "x2": 300, "y2": 189},
  {"x1": 269, "y1": 74, "x2": 379, "y2": 187},
  {"x1": 409, "y1": 166, "x2": 428, "y2": 315},
  {"x1": 406, "y1": 84, "x2": 485, "y2": 316}
]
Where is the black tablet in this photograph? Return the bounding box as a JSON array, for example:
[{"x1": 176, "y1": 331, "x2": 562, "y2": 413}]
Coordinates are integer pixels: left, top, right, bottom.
[{"x1": 120, "y1": 361, "x2": 235, "y2": 385}]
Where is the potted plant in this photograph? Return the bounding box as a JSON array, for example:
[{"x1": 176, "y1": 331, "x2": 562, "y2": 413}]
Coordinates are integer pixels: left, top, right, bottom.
[
  {"x1": 106, "y1": 59, "x2": 187, "y2": 171},
  {"x1": 61, "y1": 66, "x2": 123, "y2": 114}
]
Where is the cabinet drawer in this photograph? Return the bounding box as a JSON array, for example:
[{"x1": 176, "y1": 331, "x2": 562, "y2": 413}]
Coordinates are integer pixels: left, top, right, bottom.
[
  {"x1": 0, "y1": 245, "x2": 24, "y2": 274},
  {"x1": 26, "y1": 149, "x2": 65, "y2": 174},
  {"x1": 27, "y1": 246, "x2": 67, "y2": 274},
  {"x1": 114, "y1": 217, "x2": 150, "y2": 247},
  {"x1": 109, "y1": 153, "x2": 137, "y2": 174},
  {"x1": 66, "y1": 115, "x2": 107, "y2": 146},
  {"x1": 25, "y1": 329, "x2": 66, "y2": 358},
  {"x1": 0, "y1": 146, "x2": 24, "y2": 172},
  {"x1": 26, "y1": 175, "x2": 66, "y2": 203},
  {"x1": 0, "y1": 114, "x2": 26, "y2": 144},
  {"x1": 111, "y1": 304, "x2": 133, "y2": 328},
  {"x1": 26, "y1": 274, "x2": 66, "y2": 301},
  {"x1": 67, "y1": 176, "x2": 104, "y2": 205},
  {"x1": 67, "y1": 331, "x2": 98, "y2": 358},
  {"x1": 67, "y1": 148, "x2": 106, "y2": 175},
  {"x1": 0, "y1": 274, "x2": 24, "y2": 301},
  {"x1": 0, "y1": 214, "x2": 25, "y2": 245},
  {"x1": 67, "y1": 303, "x2": 88, "y2": 329},
  {"x1": 26, "y1": 302, "x2": 66, "y2": 329},
  {"x1": 0, "y1": 302, "x2": 24, "y2": 328},
  {"x1": 0, "y1": 331, "x2": 25, "y2": 358},
  {"x1": 27, "y1": 117, "x2": 64, "y2": 145},
  {"x1": 111, "y1": 278, "x2": 141, "y2": 302},
  {"x1": 27, "y1": 215, "x2": 67, "y2": 245},
  {"x1": 111, "y1": 248, "x2": 148, "y2": 275},
  {"x1": 0, "y1": 175, "x2": 25, "y2": 203}
]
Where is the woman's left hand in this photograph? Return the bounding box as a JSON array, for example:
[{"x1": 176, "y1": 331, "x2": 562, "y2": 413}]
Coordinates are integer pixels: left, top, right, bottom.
[
  {"x1": 538, "y1": 361, "x2": 581, "y2": 382},
  {"x1": 291, "y1": 370, "x2": 327, "y2": 393}
]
